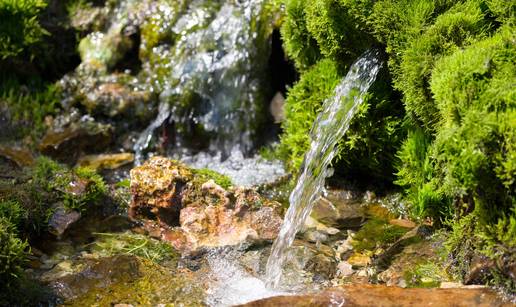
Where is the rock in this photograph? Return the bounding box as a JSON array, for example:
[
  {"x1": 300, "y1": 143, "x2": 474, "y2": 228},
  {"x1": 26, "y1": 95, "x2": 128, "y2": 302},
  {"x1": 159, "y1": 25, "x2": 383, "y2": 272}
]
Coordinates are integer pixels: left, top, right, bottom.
[
  {"x1": 347, "y1": 252, "x2": 372, "y2": 267},
  {"x1": 336, "y1": 261, "x2": 354, "y2": 278},
  {"x1": 77, "y1": 153, "x2": 134, "y2": 170},
  {"x1": 464, "y1": 255, "x2": 495, "y2": 285},
  {"x1": 129, "y1": 157, "x2": 192, "y2": 226},
  {"x1": 316, "y1": 191, "x2": 368, "y2": 228},
  {"x1": 129, "y1": 157, "x2": 283, "y2": 252},
  {"x1": 304, "y1": 253, "x2": 337, "y2": 280},
  {"x1": 0, "y1": 145, "x2": 35, "y2": 167},
  {"x1": 269, "y1": 92, "x2": 285, "y2": 123},
  {"x1": 48, "y1": 255, "x2": 204, "y2": 305},
  {"x1": 389, "y1": 219, "x2": 416, "y2": 229},
  {"x1": 48, "y1": 204, "x2": 82, "y2": 237},
  {"x1": 39, "y1": 112, "x2": 112, "y2": 163},
  {"x1": 240, "y1": 284, "x2": 511, "y2": 307},
  {"x1": 80, "y1": 79, "x2": 154, "y2": 118},
  {"x1": 301, "y1": 216, "x2": 340, "y2": 243},
  {"x1": 374, "y1": 226, "x2": 431, "y2": 270}
]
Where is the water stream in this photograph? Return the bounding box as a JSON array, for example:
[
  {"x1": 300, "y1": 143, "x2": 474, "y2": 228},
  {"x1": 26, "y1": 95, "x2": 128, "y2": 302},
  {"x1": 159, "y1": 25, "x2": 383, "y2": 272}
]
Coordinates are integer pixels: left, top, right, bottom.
[
  {"x1": 265, "y1": 50, "x2": 382, "y2": 288},
  {"x1": 133, "y1": 0, "x2": 272, "y2": 164}
]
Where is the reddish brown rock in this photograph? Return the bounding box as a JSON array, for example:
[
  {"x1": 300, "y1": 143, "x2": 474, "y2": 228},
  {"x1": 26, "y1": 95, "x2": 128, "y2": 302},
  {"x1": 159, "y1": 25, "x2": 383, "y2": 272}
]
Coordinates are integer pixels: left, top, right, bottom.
[
  {"x1": 240, "y1": 284, "x2": 511, "y2": 307},
  {"x1": 129, "y1": 157, "x2": 283, "y2": 252},
  {"x1": 129, "y1": 157, "x2": 192, "y2": 226}
]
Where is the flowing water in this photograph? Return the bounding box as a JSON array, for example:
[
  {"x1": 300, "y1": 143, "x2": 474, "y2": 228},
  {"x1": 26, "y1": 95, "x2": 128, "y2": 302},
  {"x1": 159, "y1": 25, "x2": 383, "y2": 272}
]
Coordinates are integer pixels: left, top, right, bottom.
[
  {"x1": 133, "y1": 0, "x2": 274, "y2": 163},
  {"x1": 265, "y1": 50, "x2": 382, "y2": 288}
]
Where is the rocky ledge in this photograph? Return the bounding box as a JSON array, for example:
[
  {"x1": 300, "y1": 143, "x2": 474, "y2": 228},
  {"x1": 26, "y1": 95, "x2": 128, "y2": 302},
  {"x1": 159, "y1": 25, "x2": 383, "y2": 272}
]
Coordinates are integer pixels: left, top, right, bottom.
[
  {"x1": 241, "y1": 284, "x2": 511, "y2": 307},
  {"x1": 129, "y1": 156, "x2": 283, "y2": 253}
]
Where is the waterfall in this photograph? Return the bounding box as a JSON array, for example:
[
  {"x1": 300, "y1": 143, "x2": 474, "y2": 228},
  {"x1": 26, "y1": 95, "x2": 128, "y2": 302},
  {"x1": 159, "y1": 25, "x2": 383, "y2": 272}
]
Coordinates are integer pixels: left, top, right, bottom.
[
  {"x1": 133, "y1": 0, "x2": 271, "y2": 163},
  {"x1": 265, "y1": 50, "x2": 382, "y2": 288}
]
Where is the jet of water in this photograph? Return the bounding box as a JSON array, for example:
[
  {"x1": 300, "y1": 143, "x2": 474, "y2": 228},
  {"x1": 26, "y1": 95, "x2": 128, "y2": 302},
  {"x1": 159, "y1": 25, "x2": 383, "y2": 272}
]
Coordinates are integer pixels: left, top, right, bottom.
[{"x1": 265, "y1": 50, "x2": 382, "y2": 288}]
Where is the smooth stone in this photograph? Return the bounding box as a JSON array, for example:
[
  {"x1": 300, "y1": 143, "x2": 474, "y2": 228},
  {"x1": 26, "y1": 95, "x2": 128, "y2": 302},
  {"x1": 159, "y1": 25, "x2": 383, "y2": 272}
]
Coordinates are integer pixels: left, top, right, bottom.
[
  {"x1": 240, "y1": 284, "x2": 511, "y2": 307},
  {"x1": 76, "y1": 153, "x2": 134, "y2": 170}
]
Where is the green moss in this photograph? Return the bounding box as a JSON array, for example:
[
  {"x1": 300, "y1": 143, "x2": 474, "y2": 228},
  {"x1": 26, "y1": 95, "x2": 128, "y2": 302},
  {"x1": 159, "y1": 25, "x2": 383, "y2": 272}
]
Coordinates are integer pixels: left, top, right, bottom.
[
  {"x1": 352, "y1": 218, "x2": 409, "y2": 252},
  {"x1": 396, "y1": 0, "x2": 489, "y2": 129},
  {"x1": 0, "y1": 218, "x2": 28, "y2": 290},
  {"x1": 0, "y1": 200, "x2": 26, "y2": 228},
  {"x1": 277, "y1": 59, "x2": 342, "y2": 171},
  {"x1": 67, "y1": 256, "x2": 205, "y2": 306},
  {"x1": 0, "y1": 81, "x2": 62, "y2": 136},
  {"x1": 92, "y1": 231, "x2": 178, "y2": 264},
  {"x1": 304, "y1": 0, "x2": 372, "y2": 62},
  {"x1": 403, "y1": 262, "x2": 446, "y2": 288},
  {"x1": 280, "y1": 0, "x2": 321, "y2": 70},
  {"x1": 192, "y1": 168, "x2": 233, "y2": 189},
  {"x1": 0, "y1": 0, "x2": 48, "y2": 60}
]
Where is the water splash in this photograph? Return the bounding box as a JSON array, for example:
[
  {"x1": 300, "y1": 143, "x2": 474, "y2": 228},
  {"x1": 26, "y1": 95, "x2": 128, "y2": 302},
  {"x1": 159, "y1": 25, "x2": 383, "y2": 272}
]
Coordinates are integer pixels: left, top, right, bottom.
[
  {"x1": 265, "y1": 50, "x2": 382, "y2": 288},
  {"x1": 180, "y1": 147, "x2": 286, "y2": 187},
  {"x1": 205, "y1": 248, "x2": 286, "y2": 307}
]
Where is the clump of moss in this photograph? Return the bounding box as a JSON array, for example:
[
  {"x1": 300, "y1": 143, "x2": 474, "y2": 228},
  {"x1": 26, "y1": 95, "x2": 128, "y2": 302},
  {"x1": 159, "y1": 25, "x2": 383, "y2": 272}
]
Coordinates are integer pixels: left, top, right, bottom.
[
  {"x1": 0, "y1": 218, "x2": 29, "y2": 298},
  {"x1": 352, "y1": 218, "x2": 409, "y2": 252},
  {"x1": 192, "y1": 168, "x2": 233, "y2": 189},
  {"x1": 403, "y1": 262, "x2": 446, "y2": 288},
  {"x1": 0, "y1": 0, "x2": 48, "y2": 61},
  {"x1": 92, "y1": 231, "x2": 178, "y2": 264}
]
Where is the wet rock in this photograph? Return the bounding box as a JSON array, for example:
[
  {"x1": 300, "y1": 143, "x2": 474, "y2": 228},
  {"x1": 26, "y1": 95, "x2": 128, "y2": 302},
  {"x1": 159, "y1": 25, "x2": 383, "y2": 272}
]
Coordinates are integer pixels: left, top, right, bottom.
[
  {"x1": 377, "y1": 239, "x2": 441, "y2": 287},
  {"x1": 48, "y1": 204, "x2": 81, "y2": 237},
  {"x1": 336, "y1": 261, "x2": 354, "y2": 277},
  {"x1": 130, "y1": 157, "x2": 283, "y2": 252},
  {"x1": 80, "y1": 78, "x2": 154, "y2": 118},
  {"x1": 241, "y1": 284, "x2": 511, "y2": 307},
  {"x1": 77, "y1": 153, "x2": 134, "y2": 170},
  {"x1": 347, "y1": 252, "x2": 372, "y2": 267},
  {"x1": 0, "y1": 145, "x2": 35, "y2": 167},
  {"x1": 374, "y1": 226, "x2": 430, "y2": 271},
  {"x1": 129, "y1": 157, "x2": 192, "y2": 226},
  {"x1": 301, "y1": 216, "x2": 340, "y2": 243},
  {"x1": 312, "y1": 191, "x2": 367, "y2": 228},
  {"x1": 304, "y1": 253, "x2": 337, "y2": 280},
  {"x1": 48, "y1": 255, "x2": 204, "y2": 305},
  {"x1": 39, "y1": 112, "x2": 112, "y2": 163},
  {"x1": 464, "y1": 255, "x2": 495, "y2": 285}
]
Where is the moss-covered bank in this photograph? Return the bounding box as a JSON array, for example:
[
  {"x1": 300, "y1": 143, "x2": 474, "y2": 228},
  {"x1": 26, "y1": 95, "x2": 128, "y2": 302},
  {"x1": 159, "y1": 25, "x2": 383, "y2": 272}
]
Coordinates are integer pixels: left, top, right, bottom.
[{"x1": 276, "y1": 0, "x2": 515, "y2": 293}]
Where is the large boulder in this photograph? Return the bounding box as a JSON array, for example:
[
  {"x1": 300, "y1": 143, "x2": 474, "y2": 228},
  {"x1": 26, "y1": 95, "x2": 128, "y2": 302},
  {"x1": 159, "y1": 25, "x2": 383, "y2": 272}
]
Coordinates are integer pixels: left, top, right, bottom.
[{"x1": 129, "y1": 157, "x2": 283, "y2": 252}]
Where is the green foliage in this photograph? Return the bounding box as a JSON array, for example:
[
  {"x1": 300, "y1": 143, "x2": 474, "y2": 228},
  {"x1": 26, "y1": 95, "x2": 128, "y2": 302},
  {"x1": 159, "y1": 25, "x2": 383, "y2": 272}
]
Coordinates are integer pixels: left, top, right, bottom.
[
  {"x1": 277, "y1": 59, "x2": 342, "y2": 171},
  {"x1": 0, "y1": 200, "x2": 27, "y2": 227},
  {"x1": 352, "y1": 218, "x2": 409, "y2": 252},
  {"x1": 92, "y1": 232, "x2": 178, "y2": 264},
  {"x1": 0, "y1": 80, "x2": 62, "y2": 137},
  {"x1": 0, "y1": 0, "x2": 48, "y2": 60},
  {"x1": 0, "y1": 218, "x2": 28, "y2": 289},
  {"x1": 304, "y1": 0, "x2": 372, "y2": 62},
  {"x1": 280, "y1": 0, "x2": 321, "y2": 70},
  {"x1": 192, "y1": 168, "x2": 233, "y2": 189},
  {"x1": 395, "y1": 0, "x2": 489, "y2": 129}
]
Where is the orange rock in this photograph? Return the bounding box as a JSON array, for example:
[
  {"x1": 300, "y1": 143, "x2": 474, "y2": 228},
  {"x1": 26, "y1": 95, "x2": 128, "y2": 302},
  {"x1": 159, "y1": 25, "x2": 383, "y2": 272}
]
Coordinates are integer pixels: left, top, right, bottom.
[{"x1": 240, "y1": 284, "x2": 511, "y2": 307}]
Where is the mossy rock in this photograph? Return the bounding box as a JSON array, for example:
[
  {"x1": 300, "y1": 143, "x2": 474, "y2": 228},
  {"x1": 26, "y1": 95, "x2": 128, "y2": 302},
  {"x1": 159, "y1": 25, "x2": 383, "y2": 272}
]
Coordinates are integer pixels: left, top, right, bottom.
[{"x1": 52, "y1": 255, "x2": 205, "y2": 306}]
